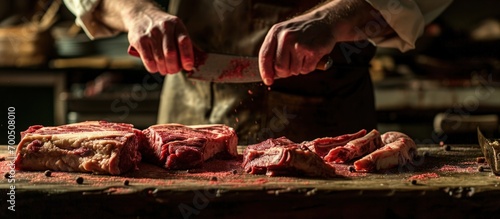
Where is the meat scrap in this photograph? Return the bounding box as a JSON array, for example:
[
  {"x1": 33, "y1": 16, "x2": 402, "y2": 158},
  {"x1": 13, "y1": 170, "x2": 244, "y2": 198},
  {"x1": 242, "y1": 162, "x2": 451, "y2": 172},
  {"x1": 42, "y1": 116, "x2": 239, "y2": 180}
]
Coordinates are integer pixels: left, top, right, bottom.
[
  {"x1": 141, "y1": 124, "x2": 238, "y2": 170},
  {"x1": 15, "y1": 121, "x2": 142, "y2": 175},
  {"x1": 354, "y1": 132, "x2": 417, "y2": 172},
  {"x1": 242, "y1": 137, "x2": 337, "y2": 178},
  {"x1": 303, "y1": 129, "x2": 367, "y2": 158},
  {"x1": 323, "y1": 129, "x2": 382, "y2": 163},
  {"x1": 243, "y1": 130, "x2": 418, "y2": 176}
]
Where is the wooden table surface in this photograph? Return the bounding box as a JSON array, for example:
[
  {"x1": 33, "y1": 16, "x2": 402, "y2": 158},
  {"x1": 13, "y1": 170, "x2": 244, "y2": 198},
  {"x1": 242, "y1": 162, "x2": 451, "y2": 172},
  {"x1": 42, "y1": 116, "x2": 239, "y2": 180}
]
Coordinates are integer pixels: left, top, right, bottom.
[{"x1": 1, "y1": 144, "x2": 500, "y2": 219}]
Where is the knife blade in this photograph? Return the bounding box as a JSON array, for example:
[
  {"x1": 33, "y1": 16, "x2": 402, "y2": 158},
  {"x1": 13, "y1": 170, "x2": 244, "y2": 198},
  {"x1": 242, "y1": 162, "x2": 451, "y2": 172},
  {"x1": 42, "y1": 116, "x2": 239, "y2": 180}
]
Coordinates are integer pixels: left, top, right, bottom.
[
  {"x1": 128, "y1": 46, "x2": 333, "y2": 83},
  {"x1": 477, "y1": 127, "x2": 500, "y2": 176}
]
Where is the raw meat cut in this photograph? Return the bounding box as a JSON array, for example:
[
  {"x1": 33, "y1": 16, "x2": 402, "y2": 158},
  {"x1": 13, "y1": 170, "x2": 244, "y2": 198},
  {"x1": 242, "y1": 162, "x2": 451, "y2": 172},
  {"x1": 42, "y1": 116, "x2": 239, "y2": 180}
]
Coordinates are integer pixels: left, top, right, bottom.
[
  {"x1": 15, "y1": 121, "x2": 142, "y2": 175},
  {"x1": 303, "y1": 129, "x2": 367, "y2": 158},
  {"x1": 323, "y1": 129, "x2": 382, "y2": 163},
  {"x1": 242, "y1": 137, "x2": 337, "y2": 178},
  {"x1": 354, "y1": 132, "x2": 417, "y2": 172},
  {"x1": 141, "y1": 124, "x2": 238, "y2": 170}
]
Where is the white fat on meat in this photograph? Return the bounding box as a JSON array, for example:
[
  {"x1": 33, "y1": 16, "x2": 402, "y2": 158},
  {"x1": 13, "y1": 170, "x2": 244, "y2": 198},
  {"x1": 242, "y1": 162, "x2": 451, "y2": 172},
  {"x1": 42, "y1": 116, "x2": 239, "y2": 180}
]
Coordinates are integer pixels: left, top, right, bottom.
[{"x1": 16, "y1": 128, "x2": 140, "y2": 175}]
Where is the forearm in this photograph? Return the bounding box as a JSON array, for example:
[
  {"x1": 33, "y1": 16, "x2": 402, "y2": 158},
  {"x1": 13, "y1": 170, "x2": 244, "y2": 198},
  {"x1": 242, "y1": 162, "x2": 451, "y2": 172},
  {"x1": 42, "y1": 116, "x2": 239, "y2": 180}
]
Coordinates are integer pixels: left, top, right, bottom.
[
  {"x1": 310, "y1": 0, "x2": 395, "y2": 42},
  {"x1": 93, "y1": 0, "x2": 164, "y2": 32}
]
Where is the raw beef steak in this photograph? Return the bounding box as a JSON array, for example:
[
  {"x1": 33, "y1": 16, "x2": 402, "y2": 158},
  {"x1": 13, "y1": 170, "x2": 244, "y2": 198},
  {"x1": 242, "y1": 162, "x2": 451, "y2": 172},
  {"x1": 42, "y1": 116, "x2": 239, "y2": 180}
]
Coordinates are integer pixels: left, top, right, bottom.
[
  {"x1": 15, "y1": 121, "x2": 142, "y2": 175},
  {"x1": 141, "y1": 124, "x2": 238, "y2": 170},
  {"x1": 242, "y1": 137, "x2": 337, "y2": 178}
]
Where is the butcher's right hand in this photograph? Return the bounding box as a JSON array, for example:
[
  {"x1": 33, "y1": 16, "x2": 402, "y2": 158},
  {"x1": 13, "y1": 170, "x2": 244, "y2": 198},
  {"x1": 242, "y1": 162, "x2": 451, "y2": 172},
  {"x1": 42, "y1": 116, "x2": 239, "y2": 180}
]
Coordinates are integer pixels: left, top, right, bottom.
[{"x1": 126, "y1": 8, "x2": 194, "y2": 75}]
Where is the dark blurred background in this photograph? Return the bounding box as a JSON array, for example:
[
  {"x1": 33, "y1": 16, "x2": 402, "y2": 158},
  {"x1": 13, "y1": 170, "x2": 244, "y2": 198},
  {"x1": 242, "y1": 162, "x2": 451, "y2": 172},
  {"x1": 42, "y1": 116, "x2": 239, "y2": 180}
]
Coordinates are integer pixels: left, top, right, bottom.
[{"x1": 0, "y1": 0, "x2": 499, "y2": 145}]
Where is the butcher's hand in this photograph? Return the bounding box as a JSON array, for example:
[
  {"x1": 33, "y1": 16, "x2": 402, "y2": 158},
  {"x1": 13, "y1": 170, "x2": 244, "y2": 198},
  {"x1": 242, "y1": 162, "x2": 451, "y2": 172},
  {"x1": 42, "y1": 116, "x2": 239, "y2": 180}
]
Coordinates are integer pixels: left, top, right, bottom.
[
  {"x1": 126, "y1": 8, "x2": 194, "y2": 75},
  {"x1": 259, "y1": 0, "x2": 394, "y2": 85},
  {"x1": 259, "y1": 12, "x2": 336, "y2": 85}
]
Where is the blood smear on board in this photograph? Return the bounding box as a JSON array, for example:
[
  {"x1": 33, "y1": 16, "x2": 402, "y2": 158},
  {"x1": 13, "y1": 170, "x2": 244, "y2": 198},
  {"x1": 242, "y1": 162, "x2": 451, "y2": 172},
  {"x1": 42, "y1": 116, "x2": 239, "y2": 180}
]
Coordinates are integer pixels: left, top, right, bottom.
[
  {"x1": 407, "y1": 172, "x2": 439, "y2": 181},
  {"x1": 438, "y1": 165, "x2": 476, "y2": 173}
]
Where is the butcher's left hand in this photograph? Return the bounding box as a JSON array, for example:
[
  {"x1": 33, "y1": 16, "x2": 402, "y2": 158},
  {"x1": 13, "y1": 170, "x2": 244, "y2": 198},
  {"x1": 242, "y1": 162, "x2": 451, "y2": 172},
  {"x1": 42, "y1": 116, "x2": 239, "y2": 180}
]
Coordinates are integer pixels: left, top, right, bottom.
[{"x1": 259, "y1": 12, "x2": 336, "y2": 85}]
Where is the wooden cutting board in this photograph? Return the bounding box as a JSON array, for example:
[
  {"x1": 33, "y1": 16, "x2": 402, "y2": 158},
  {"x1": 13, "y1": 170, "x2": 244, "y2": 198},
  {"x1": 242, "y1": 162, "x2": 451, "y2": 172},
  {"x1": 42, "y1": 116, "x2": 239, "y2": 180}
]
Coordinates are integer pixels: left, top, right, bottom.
[{"x1": 1, "y1": 145, "x2": 500, "y2": 218}]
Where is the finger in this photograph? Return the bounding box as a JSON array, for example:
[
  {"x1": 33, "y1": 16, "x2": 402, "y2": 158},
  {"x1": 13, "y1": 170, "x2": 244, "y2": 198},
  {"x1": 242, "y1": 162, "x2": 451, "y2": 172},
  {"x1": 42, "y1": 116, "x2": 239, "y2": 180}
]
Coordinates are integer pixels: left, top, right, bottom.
[
  {"x1": 301, "y1": 54, "x2": 319, "y2": 75},
  {"x1": 150, "y1": 28, "x2": 168, "y2": 75},
  {"x1": 163, "y1": 24, "x2": 181, "y2": 74},
  {"x1": 175, "y1": 22, "x2": 194, "y2": 71},
  {"x1": 289, "y1": 46, "x2": 303, "y2": 76},
  {"x1": 259, "y1": 27, "x2": 278, "y2": 86},
  {"x1": 274, "y1": 31, "x2": 292, "y2": 78},
  {"x1": 274, "y1": 44, "x2": 291, "y2": 78},
  {"x1": 136, "y1": 36, "x2": 158, "y2": 73}
]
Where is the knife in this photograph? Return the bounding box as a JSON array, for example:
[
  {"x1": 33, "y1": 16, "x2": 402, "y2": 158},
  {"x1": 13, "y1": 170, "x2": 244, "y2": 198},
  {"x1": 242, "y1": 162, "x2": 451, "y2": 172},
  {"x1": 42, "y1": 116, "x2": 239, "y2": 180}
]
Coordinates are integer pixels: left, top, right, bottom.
[
  {"x1": 477, "y1": 127, "x2": 500, "y2": 176},
  {"x1": 128, "y1": 46, "x2": 333, "y2": 83}
]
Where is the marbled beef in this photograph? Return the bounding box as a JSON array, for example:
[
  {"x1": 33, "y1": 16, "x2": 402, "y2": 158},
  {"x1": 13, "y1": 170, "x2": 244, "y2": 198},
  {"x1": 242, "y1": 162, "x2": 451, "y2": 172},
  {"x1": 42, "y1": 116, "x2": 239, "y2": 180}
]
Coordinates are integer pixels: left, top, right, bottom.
[
  {"x1": 242, "y1": 137, "x2": 337, "y2": 178},
  {"x1": 15, "y1": 121, "x2": 142, "y2": 175},
  {"x1": 141, "y1": 124, "x2": 238, "y2": 169}
]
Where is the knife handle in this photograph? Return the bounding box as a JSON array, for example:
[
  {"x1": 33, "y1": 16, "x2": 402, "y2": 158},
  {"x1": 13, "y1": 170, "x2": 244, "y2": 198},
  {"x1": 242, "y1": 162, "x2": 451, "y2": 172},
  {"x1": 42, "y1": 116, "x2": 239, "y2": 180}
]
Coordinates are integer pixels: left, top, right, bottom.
[{"x1": 129, "y1": 45, "x2": 333, "y2": 71}]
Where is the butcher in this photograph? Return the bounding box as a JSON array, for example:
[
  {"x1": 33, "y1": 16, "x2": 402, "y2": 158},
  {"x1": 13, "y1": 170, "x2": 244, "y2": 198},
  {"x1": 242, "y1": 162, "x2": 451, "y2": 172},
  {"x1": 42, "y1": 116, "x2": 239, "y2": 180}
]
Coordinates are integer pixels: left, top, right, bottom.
[{"x1": 63, "y1": 0, "x2": 452, "y2": 145}]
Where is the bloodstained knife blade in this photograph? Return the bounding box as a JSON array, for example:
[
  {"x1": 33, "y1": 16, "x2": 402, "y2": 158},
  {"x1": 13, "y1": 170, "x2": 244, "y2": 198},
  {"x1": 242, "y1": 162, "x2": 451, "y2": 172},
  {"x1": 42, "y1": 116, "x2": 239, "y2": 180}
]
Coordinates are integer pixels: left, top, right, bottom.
[{"x1": 128, "y1": 46, "x2": 333, "y2": 83}]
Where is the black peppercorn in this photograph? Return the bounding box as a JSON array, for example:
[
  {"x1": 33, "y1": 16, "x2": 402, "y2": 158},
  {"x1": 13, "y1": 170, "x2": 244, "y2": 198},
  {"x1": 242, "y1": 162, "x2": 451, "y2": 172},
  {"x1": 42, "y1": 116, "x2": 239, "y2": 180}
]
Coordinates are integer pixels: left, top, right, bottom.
[
  {"x1": 478, "y1": 166, "x2": 484, "y2": 172},
  {"x1": 348, "y1": 166, "x2": 356, "y2": 173},
  {"x1": 124, "y1": 180, "x2": 130, "y2": 186},
  {"x1": 76, "y1": 176, "x2": 84, "y2": 184},
  {"x1": 44, "y1": 170, "x2": 52, "y2": 177}
]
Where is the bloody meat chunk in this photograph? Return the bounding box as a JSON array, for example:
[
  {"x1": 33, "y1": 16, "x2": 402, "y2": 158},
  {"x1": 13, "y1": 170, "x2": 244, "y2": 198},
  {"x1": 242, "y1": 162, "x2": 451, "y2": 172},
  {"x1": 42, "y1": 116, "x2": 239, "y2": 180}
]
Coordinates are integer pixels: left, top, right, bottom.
[
  {"x1": 303, "y1": 129, "x2": 367, "y2": 158},
  {"x1": 141, "y1": 124, "x2": 238, "y2": 170},
  {"x1": 15, "y1": 121, "x2": 142, "y2": 175},
  {"x1": 323, "y1": 129, "x2": 383, "y2": 163},
  {"x1": 242, "y1": 137, "x2": 337, "y2": 178},
  {"x1": 354, "y1": 132, "x2": 417, "y2": 172}
]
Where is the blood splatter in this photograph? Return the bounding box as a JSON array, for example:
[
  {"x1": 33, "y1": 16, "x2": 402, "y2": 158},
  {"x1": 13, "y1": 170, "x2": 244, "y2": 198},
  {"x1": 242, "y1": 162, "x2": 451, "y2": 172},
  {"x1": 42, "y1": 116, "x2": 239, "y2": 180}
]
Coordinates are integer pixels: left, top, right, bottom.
[
  {"x1": 438, "y1": 165, "x2": 476, "y2": 173},
  {"x1": 185, "y1": 47, "x2": 209, "y2": 77},
  {"x1": 218, "y1": 59, "x2": 251, "y2": 80},
  {"x1": 193, "y1": 47, "x2": 208, "y2": 69},
  {"x1": 407, "y1": 173, "x2": 439, "y2": 181}
]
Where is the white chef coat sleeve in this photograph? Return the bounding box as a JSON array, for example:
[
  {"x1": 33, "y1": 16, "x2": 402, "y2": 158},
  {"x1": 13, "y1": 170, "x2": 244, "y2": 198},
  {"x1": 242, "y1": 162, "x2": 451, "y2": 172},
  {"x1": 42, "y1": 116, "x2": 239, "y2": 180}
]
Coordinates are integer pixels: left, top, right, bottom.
[
  {"x1": 63, "y1": 0, "x2": 120, "y2": 39},
  {"x1": 365, "y1": 0, "x2": 453, "y2": 52}
]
